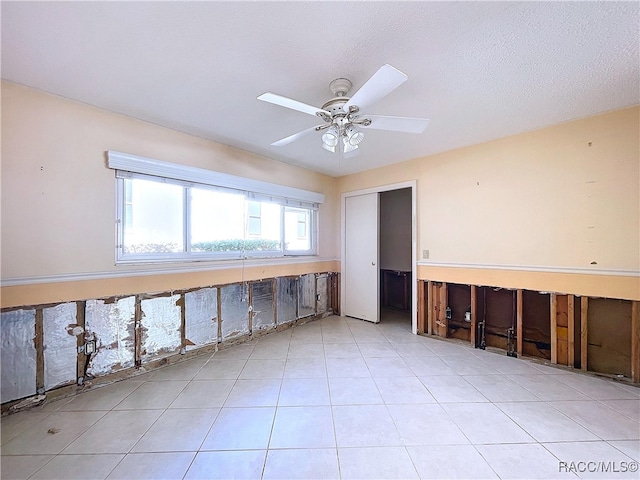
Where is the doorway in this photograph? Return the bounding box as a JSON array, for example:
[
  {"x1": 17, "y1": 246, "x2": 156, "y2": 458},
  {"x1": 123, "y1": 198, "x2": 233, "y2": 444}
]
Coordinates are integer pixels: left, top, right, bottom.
[
  {"x1": 379, "y1": 188, "x2": 412, "y2": 327},
  {"x1": 341, "y1": 181, "x2": 416, "y2": 333}
]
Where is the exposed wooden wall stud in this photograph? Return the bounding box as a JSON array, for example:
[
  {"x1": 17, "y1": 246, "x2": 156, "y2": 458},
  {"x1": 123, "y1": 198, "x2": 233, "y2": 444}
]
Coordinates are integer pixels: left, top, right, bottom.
[
  {"x1": 567, "y1": 295, "x2": 575, "y2": 368},
  {"x1": 632, "y1": 300, "x2": 639, "y2": 383},
  {"x1": 417, "y1": 280, "x2": 426, "y2": 334},
  {"x1": 427, "y1": 280, "x2": 433, "y2": 335},
  {"x1": 580, "y1": 296, "x2": 588, "y2": 371},
  {"x1": 516, "y1": 289, "x2": 523, "y2": 356},
  {"x1": 550, "y1": 293, "x2": 558, "y2": 364},
  {"x1": 470, "y1": 285, "x2": 477, "y2": 347}
]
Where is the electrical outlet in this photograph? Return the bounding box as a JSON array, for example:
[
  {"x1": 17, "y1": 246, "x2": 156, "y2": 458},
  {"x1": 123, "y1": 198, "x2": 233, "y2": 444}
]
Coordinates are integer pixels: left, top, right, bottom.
[{"x1": 422, "y1": 249, "x2": 429, "y2": 259}]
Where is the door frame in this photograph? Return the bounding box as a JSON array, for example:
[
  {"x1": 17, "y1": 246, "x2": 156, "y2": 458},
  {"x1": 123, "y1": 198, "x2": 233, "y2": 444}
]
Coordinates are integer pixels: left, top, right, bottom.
[{"x1": 341, "y1": 180, "x2": 418, "y2": 334}]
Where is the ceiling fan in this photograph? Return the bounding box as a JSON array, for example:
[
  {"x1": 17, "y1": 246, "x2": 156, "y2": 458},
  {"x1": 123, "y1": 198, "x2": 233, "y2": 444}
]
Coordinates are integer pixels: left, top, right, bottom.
[{"x1": 257, "y1": 64, "x2": 430, "y2": 155}]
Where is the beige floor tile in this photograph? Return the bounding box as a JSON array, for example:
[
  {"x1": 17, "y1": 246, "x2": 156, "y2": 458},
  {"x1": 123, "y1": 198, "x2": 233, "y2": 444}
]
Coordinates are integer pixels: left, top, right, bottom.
[
  {"x1": 407, "y1": 356, "x2": 458, "y2": 376},
  {"x1": 269, "y1": 406, "x2": 335, "y2": 448},
  {"x1": 374, "y1": 376, "x2": 436, "y2": 404},
  {"x1": 169, "y1": 379, "x2": 234, "y2": 408},
  {"x1": 224, "y1": 378, "x2": 282, "y2": 407},
  {"x1": 543, "y1": 441, "x2": 639, "y2": 479},
  {"x1": 283, "y1": 357, "x2": 327, "y2": 378},
  {"x1": 419, "y1": 375, "x2": 489, "y2": 403},
  {"x1": 113, "y1": 380, "x2": 188, "y2": 410},
  {"x1": 57, "y1": 380, "x2": 144, "y2": 411},
  {"x1": 364, "y1": 357, "x2": 414, "y2": 377},
  {"x1": 201, "y1": 406, "x2": 275, "y2": 450},
  {"x1": 496, "y1": 402, "x2": 599, "y2": 442},
  {"x1": 107, "y1": 452, "x2": 195, "y2": 480},
  {"x1": 30, "y1": 453, "x2": 123, "y2": 479},
  {"x1": 131, "y1": 408, "x2": 219, "y2": 452},
  {"x1": 62, "y1": 409, "x2": 163, "y2": 454},
  {"x1": 239, "y1": 358, "x2": 286, "y2": 379},
  {"x1": 608, "y1": 439, "x2": 640, "y2": 461},
  {"x1": 406, "y1": 445, "x2": 498, "y2": 479},
  {"x1": 507, "y1": 374, "x2": 590, "y2": 401},
  {"x1": 387, "y1": 404, "x2": 469, "y2": 445},
  {"x1": 600, "y1": 399, "x2": 640, "y2": 422},
  {"x1": 326, "y1": 357, "x2": 371, "y2": 378},
  {"x1": 357, "y1": 342, "x2": 399, "y2": 358},
  {"x1": 287, "y1": 342, "x2": 325, "y2": 359},
  {"x1": 212, "y1": 344, "x2": 255, "y2": 360},
  {"x1": 193, "y1": 358, "x2": 246, "y2": 380},
  {"x1": 328, "y1": 377, "x2": 384, "y2": 405},
  {"x1": 146, "y1": 357, "x2": 208, "y2": 381},
  {"x1": 554, "y1": 373, "x2": 640, "y2": 400},
  {"x1": 1, "y1": 411, "x2": 52, "y2": 445},
  {"x1": 0, "y1": 455, "x2": 54, "y2": 480},
  {"x1": 184, "y1": 450, "x2": 266, "y2": 479},
  {"x1": 464, "y1": 374, "x2": 541, "y2": 402},
  {"x1": 391, "y1": 342, "x2": 435, "y2": 357},
  {"x1": 442, "y1": 402, "x2": 534, "y2": 444},
  {"x1": 551, "y1": 401, "x2": 640, "y2": 440},
  {"x1": 333, "y1": 405, "x2": 401, "y2": 447},
  {"x1": 476, "y1": 443, "x2": 575, "y2": 479},
  {"x1": 338, "y1": 446, "x2": 419, "y2": 479},
  {"x1": 323, "y1": 343, "x2": 362, "y2": 358},
  {"x1": 278, "y1": 378, "x2": 330, "y2": 406},
  {"x1": 1, "y1": 411, "x2": 107, "y2": 455},
  {"x1": 263, "y1": 448, "x2": 340, "y2": 480}
]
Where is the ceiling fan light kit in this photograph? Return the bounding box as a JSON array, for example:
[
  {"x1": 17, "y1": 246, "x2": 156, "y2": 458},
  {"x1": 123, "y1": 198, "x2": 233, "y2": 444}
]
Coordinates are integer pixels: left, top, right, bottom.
[{"x1": 257, "y1": 64, "x2": 430, "y2": 156}]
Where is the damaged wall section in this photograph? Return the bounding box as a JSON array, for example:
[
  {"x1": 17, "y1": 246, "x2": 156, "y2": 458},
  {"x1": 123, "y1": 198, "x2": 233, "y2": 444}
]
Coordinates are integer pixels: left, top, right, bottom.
[
  {"x1": 140, "y1": 294, "x2": 182, "y2": 362},
  {"x1": 1, "y1": 309, "x2": 37, "y2": 404},
  {"x1": 1, "y1": 271, "x2": 338, "y2": 407},
  {"x1": 85, "y1": 297, "x2": 136, "y2": 377},
  {"x1": 184, "y1": 287, "x2": 218, "y2": 350},
  {"x1": 43, "y1": 303, "x2": 78, "y2": 390}
]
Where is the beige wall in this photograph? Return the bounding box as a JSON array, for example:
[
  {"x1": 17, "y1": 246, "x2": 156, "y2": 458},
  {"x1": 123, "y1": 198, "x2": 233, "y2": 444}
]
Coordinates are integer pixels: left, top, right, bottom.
[
  {"x1": 2, "y1": 81, "x2": 638, "y2": 307},
  {"x1": 1, "y1": 81, "x2": 339, "y2": 306},
  {"x1": 338, "y1": 107, "x2": 640, "y2": 300}
]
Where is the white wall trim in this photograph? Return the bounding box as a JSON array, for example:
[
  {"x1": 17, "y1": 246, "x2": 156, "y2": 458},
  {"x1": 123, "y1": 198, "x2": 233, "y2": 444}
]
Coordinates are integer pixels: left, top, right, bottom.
[
  {"x1": 418, "y1": 260, "x2": 640, "y2": 277},
  {"x1": 107, "y1": 150, "x2": 325, "y2": 204},
  {"x1": 1, "y1": 256, "x2": 339, "y2": 287}
]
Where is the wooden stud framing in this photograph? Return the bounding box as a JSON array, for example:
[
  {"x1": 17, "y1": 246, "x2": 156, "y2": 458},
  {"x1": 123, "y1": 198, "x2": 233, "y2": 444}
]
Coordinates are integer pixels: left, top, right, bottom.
[
  {"x1": 567, "y1": 295, "x2": 575, "y2": 368},
  {"x1": 134, "y1": 296, "x2": 143, "y2": 367},
  {"x1": 470, "y1": 285, "x2": 477, "y2": 347},
  {"x1": 632, "y1": 301, "x2": 640, "y2": 383},
  {"x1": 516, "y1": 289, "x2": 523, "y2": 356},
  {"x1": 550, "y1": 293, "x2": 558, "y2": 364},
  {"x1": 417, "y1": 280, "x2": 426, "y2": 334},
  {"x1": 76, "y1": 301, "x2": 86, "y2": 383},
  {"x1": 580, "y1": 296, "x2": 588, "y2": 371},
  {"x1": 427, "y1": 280, "x2": 433, "y2": 335},
  {"x1": 437, "y1": 282, "x2": 448, "y2": 338},
  {"x1": 34, "y1": 308, "x2": 45, "y2": 394}
]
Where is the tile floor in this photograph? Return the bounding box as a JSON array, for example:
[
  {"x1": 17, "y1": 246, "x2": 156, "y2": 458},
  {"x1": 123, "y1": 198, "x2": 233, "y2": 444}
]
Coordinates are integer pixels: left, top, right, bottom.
[{"x1": 1, "y1": 311, "x2": 639, "y2": 479}]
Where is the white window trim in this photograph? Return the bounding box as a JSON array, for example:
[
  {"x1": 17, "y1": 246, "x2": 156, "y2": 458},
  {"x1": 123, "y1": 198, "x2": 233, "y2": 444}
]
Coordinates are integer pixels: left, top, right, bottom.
[
  {"x1": 109, "y1": 151, "x2": 321, "y2": 264},
  {"x1": 108, "y1": 150, "x2": 324, "y2": 205}
]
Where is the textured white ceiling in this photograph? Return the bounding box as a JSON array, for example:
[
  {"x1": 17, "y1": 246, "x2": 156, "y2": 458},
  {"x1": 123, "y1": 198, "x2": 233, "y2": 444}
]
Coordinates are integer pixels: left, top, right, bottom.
[{"x1": 2, "y1": 1, "x2": 638, "y2": 177}]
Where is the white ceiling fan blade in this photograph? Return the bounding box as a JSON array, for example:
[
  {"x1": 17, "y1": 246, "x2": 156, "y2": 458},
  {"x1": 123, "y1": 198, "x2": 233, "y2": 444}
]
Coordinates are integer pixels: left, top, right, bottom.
[
  {"x1": 258, "y1": 92, "x2": 330, "y2": 117},
  {"x1": 271, "y1": 125, "x2": 322, "y2": 147},
  {"x1": 362, "y1": 115, "x2": 430, "y2": 134},
  {"x1": 344, "y1": 64, "x2": 408, "y2": 112}
]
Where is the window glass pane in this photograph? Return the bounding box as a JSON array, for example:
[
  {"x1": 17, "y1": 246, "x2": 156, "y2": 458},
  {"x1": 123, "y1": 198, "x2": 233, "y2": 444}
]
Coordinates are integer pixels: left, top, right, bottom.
[
  {"x1": 123, "y1": 178, "x2": 184, "y2": 253},
  {"x1": 285, "y1": 207, "x2": 311, "y2": 251},
  {"x1": 247, "y1": 217, "x2": 261, "y2": 236},
  {"x1": 191, "y1": 188, "x2": 245, "y2": 252},
  {"x1": 246, "y1": 201, "x2": 281, "y2": 251}
]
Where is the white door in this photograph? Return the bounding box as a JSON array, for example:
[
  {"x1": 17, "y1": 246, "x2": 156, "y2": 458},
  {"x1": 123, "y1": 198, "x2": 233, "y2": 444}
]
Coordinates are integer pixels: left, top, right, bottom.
[{"x1": 344, "y1": 193, "x2": 379, "y2": 323}]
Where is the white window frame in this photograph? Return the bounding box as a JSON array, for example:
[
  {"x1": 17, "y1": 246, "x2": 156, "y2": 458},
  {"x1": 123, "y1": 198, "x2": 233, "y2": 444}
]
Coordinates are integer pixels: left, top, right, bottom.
[{"x1": 109, "y1": 151, "x2": 321, "y2": 264}]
